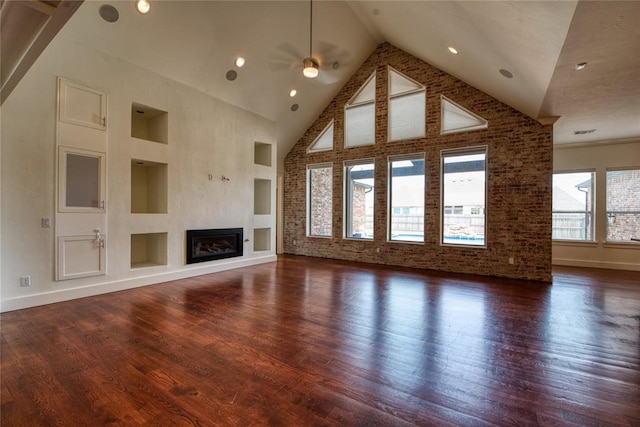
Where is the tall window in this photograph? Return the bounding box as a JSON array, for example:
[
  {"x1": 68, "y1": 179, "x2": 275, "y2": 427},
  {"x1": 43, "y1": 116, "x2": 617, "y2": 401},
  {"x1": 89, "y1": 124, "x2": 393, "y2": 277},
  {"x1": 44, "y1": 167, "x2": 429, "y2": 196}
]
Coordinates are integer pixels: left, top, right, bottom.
[
  {"x1": 345, "y1": 159, "x2": 375, "y2": 239},
  {"x1": 307, "y1": 164, "x2": 333, "y2": 237},
  {"x1": 606, "y1": 168, "x2": 640, "y2": 242},
  {"x1": 441, "y1": 147, "x2": 486, "y2": 246},
  {"x1": 388, "y1": 67, "x2": 425, "y2": 141},
  {"x1": 389, "y1": 154, "x2": 425, "y2": 242},
  {"x1": 552, "y1": 171, "x2": 595, "y2": 241},
  {"x1": 345, "y1": 72, "x2": 376, "y2": 148}
]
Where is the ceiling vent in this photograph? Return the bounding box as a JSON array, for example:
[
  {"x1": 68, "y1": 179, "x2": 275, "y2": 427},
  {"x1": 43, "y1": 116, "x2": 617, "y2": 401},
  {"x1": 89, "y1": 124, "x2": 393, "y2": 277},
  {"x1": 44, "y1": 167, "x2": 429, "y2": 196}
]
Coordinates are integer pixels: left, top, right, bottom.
[{"x1": 573, "y1": 129, "x2": 596, "y2": 135}]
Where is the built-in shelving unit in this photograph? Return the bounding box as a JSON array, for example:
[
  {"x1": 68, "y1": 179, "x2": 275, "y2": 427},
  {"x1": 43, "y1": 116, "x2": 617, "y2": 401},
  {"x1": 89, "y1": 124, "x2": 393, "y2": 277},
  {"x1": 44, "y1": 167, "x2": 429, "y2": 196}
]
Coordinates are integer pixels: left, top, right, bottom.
[
  {"x1": 131, "y1": 232, "x2": 168, "y2": 269},
  {"x1": 252, "y1": 141, "x2": 275, "y2": 255},
  {"x1": 131, "y1": 103, "x2": 168, "y2": 144},
  {"x1": 130, "y1": 101, "x2": 169, "y2": 269}
]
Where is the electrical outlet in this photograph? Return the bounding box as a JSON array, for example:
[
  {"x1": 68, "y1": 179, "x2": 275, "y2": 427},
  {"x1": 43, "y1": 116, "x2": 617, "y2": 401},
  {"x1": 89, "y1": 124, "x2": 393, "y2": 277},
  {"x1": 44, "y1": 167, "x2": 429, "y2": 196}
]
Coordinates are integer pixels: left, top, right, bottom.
[
  {"x1": 20, "y1": 276, "x2": 31, "y2": 287},
  {"x1": 508, "y1": 257, "x2": 515, "y2": 265},
  {"x1": 376, "y1": 247, "x2": 381, "y2": 253}
]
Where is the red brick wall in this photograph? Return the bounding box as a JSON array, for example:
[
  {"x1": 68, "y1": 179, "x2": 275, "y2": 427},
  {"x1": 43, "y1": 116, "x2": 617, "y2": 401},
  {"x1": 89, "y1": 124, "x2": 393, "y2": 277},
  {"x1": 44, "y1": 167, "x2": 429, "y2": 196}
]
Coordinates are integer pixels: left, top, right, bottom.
[{"x1": 284, "y1": 43, "x2": 553, "y2": 282}]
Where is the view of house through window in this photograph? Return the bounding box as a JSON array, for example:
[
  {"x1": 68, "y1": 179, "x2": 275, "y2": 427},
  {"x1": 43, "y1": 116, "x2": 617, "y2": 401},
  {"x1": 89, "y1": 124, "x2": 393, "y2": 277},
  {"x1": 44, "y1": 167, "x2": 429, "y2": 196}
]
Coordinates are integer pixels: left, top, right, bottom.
[
  {"x1": 606, "y1": 168, "x2": 640, "y2": 242},
  {"x1": 441, "y1": 148, "x2": 486, "y2": 246},
  {"x1": 307, "y1": 164, "x2": 333, "y2": 237},
  {"x1": 389, "y1": 155, "x2": 425, "y2": 242},
  {"x1": 552, "y1": 171, "x2": 595, "y2": 241},
  {"x1": 345, "y1": 160, "x2": 375, "y2": 239}
]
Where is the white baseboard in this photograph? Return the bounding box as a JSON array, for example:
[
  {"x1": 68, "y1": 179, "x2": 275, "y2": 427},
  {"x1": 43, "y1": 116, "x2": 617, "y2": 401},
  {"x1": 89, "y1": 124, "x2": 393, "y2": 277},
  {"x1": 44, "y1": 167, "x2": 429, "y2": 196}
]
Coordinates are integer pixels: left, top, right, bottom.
[
  {"x1": 1, "y1": 255, "x2": 277, "y2": 312},
  {"x1": 553, "y1": 258, "x2": 640, "y2": 271}
]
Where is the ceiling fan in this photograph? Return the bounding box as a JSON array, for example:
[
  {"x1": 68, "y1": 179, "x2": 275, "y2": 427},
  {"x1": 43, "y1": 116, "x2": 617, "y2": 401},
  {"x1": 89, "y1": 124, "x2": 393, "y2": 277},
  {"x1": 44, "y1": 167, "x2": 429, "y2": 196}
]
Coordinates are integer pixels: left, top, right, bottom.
[{"x1": 267, "y1": 0, "x2": 351, "y2": 84}]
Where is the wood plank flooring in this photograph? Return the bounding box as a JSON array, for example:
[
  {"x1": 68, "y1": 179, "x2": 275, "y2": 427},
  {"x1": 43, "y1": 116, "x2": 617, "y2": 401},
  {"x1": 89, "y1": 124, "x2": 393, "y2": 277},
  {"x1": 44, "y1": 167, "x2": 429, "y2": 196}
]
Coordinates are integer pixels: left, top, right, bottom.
[{"x1": 1, "y1": 255, "x2": 639, "y2": 426}]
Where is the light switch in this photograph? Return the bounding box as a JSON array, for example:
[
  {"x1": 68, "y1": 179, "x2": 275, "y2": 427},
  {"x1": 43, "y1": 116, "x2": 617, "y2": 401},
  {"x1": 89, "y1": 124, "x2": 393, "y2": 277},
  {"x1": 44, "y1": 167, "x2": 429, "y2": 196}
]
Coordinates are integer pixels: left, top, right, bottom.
[{"x1": 41, "y1": 217, "x2": 51, "y2": 228}]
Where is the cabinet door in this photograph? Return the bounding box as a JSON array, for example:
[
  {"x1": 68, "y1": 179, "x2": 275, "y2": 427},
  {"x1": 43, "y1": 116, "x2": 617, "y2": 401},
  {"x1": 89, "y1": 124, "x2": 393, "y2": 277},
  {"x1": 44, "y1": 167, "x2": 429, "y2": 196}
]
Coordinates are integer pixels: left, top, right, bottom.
[
  {"x1": 57, "y1": 234, "x2": 105, "y2": 280},
  {"x1": 58, "y1": 78, "x2": 107, "y2": 130},
  {"x1": 58, "y1": 147, "x2": 106, "y2": 213}
]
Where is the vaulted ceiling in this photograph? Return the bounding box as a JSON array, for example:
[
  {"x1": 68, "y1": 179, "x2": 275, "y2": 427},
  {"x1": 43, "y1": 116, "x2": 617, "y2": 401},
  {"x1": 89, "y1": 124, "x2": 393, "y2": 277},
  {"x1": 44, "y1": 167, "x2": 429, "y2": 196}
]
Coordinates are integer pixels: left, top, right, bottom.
[{"x1": 3, "y1": 1, "x2": 639, "y2": 167}]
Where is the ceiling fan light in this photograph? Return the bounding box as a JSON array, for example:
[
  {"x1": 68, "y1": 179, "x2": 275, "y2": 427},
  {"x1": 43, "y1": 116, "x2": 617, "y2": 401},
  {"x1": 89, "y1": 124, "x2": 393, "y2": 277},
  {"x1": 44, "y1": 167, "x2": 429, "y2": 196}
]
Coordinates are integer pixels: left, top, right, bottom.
[{"x1": 302, "y1": 58, "x2": 319, "y2": 78}]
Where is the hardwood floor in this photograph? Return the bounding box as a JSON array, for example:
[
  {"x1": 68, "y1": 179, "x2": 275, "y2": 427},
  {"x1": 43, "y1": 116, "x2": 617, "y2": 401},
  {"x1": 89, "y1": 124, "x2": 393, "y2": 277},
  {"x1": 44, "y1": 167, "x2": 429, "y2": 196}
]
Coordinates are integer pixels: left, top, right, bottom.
[{"x1": 1, "y1": 255, "x2": 639, "y2": 426}]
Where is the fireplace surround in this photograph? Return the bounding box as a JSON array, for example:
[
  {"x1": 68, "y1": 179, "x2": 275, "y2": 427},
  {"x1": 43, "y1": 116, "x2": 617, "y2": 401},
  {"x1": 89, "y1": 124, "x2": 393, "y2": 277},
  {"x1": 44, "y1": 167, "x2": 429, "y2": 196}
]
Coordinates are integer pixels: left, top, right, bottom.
[{"x1": 186, "y1": 228, "x2": 243, "y2": 264}]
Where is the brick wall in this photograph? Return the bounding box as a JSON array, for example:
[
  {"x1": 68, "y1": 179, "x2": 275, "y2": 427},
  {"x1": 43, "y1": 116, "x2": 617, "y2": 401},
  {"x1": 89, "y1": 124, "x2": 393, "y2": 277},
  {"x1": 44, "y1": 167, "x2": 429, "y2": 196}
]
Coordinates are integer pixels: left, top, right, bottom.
[{"x1": 283, "y1": 43, "x2": 553, "y2": 282}]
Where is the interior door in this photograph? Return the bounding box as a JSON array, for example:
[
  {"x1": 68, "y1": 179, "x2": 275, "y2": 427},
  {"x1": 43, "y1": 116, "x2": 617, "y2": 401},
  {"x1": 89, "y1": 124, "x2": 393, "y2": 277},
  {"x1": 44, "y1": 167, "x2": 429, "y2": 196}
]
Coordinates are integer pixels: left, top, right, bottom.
[{"x1": 56, "y1": 78, "x2": 107, "y2": 281}]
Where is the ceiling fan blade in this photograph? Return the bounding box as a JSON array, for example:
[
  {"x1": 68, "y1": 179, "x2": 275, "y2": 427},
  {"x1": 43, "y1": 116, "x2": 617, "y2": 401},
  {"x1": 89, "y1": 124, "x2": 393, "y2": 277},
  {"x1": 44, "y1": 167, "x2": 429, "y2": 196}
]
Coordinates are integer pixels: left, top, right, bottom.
[
  {"x1": 266, "y1": 42, "x2": 306, "y2": 72},
  {"x1": 315, "y1": 40, "x2": 351, "y2": 68},
  {"x1": 274, "y1": 42, "x2": 305, "y2": 61},
  {"x1": 314, "y1": 69, "x2": 342, "y2": 85},
  {"x1": 267, "y1": 61, "x2": 299, "y2": 72}
]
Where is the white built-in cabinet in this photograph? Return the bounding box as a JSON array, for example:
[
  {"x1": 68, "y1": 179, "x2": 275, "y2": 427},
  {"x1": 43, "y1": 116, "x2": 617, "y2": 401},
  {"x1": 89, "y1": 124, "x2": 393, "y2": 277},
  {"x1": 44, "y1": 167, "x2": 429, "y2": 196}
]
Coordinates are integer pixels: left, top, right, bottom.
[{"x1": 55, "y1": 78, "x2": 107, "y2": 280}]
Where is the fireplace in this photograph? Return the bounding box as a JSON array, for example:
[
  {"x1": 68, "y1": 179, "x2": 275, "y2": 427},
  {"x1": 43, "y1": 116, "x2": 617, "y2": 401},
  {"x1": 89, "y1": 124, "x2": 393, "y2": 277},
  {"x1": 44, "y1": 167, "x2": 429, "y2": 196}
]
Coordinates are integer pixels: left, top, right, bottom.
[{"x1": 186, "y1": 228, "x2": 243, "y2": 264}]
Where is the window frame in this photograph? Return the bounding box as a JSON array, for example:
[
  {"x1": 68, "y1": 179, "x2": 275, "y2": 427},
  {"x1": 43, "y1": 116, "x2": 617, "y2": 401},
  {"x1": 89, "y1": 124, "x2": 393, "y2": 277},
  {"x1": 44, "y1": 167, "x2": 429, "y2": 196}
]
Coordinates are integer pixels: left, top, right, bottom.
[
  {"x1": 552, "y1": 169, "x2": 596, "y2": 242},
  {"x1": 387, "y1": 66, "x2": 426, "y2": 142},
  {"x1": 440, "y1": 95, "x2": 488, "y2": 135},
  {"x1": 605, "y1": 166, "x2": 640, "y2": 243},
  {"x1": 344, "y1": 72, "x2": 376, "y2": 149},
  {"x1": 387, "y1": 153, "x2": 425, "y2": 244},
  {"x1": 306, "y1": 163, "x2": 334, "y2": 238},
  {"x1": 440, "y1": 146, "x2": 488, "y2": 248},
  {"x1": 307, "y1": 120, "x2": 334, "y2": 153},
  {"x1": 344, "y1": 158, "x2": 376, "y2": 240}
]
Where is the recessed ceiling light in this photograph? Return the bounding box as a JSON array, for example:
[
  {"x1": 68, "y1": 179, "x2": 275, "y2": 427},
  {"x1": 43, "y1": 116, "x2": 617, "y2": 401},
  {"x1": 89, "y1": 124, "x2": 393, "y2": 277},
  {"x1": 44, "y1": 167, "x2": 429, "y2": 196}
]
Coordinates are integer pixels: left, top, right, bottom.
[
  {"x1": 447, "y1": 46, "x2": 459, "y2": 55},
  {"x1": 574, "y1": 62, "x2": 587, "y2": 71},
  {"x1": 225, "y1": 70, "x2": 238, "y2": 81},
  {"x1": 289, "y1": 89, "x2": 297, "y2": 98},
  {"x1": 235, "y1": 57, "x2": 245, "y2": 68},
  {"x1": 499, "y1": 69, "x2": 514, "y2": 79},
  {"x1": 291, "y1": 104, "x2": 299, "y2": 112},
  {"x1": 136, "y1": 0, "x2": 150, "y2": 14}
]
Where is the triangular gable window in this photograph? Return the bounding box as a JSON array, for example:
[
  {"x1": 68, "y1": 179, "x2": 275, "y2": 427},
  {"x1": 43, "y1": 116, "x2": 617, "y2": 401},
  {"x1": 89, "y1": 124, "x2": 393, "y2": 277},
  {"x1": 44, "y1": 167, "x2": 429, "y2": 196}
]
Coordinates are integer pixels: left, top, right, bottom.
[
  {"x1": 307, "y1": 120, "x2": 334, "y2": 153},
  {"x1": 351, "y1": 73, "x2": 376, "y2": 104},
  {"x1": 345, "y1": 72, "x2": 376, "y2": 148},
  {"x1": 441, "y1": 95, "x2": 488, "y2": 134},
  {"x1": 388, "y1": 67, "x2": 425, "y2": 142}
]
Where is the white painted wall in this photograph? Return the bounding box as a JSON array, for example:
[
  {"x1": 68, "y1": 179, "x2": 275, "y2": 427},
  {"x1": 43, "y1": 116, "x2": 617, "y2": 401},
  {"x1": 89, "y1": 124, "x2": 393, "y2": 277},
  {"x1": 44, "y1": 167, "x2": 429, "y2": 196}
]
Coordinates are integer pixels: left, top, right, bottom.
[
  {"x1": 553, "y1": 139, "x2": 640, "y2": 270},
  {"x1": 1, "y1": 34, "x2": 277, "y2": 311}
]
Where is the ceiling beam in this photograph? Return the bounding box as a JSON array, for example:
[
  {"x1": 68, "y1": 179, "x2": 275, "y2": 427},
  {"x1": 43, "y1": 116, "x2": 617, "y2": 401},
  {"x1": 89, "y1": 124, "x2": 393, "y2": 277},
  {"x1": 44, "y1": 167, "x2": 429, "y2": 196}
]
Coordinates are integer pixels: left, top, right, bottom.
[{"x1": 1, "y1": 0, "x2": 83, "y2": 105}]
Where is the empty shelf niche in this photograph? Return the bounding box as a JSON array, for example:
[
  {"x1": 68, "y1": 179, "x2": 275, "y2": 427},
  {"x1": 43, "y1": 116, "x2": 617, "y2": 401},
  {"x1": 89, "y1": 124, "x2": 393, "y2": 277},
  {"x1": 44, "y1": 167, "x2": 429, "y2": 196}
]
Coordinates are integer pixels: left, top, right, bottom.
[
  {"x1": 131, "y1": 232, "x2": 167, "y2": 268},
  {"x1": 254, "y1": 179, "x2": 271, "y2": 215},
  {"x1": 254, "y1": 142, "x2": 272, "y2": 167},
  {"x1": 253, "y1": 228, "x2": 271, "y2": 252},
  {"x1": 131, "y1": 159, "x2": 168, "y2": 213},
  {"x1": 131, "y1": 103, "x2": 168, "y2": 144}
]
